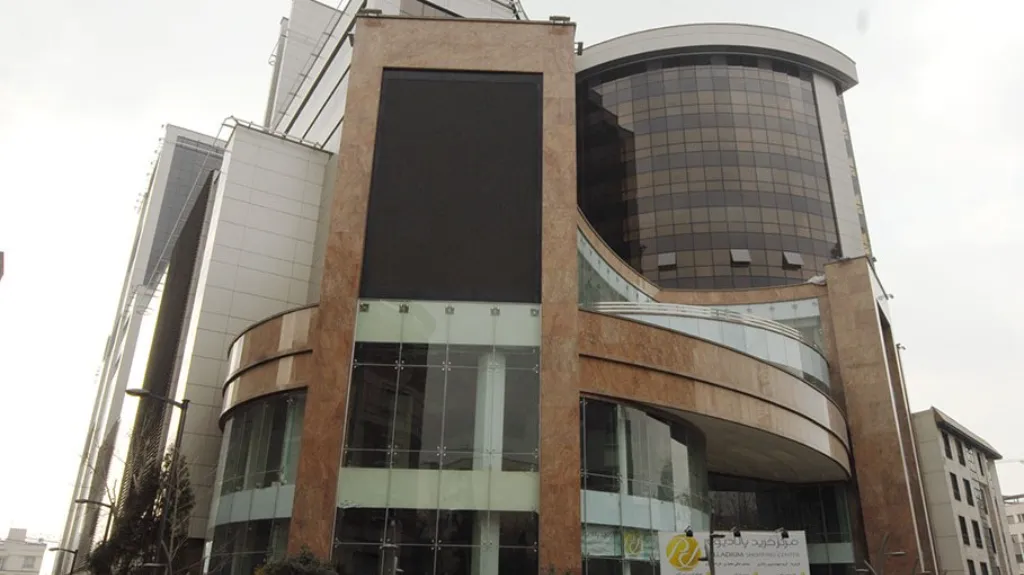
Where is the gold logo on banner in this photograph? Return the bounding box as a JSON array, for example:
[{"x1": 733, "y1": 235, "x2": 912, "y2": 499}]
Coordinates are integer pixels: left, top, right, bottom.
[
  {"x1": 623, "y1": 531, "x2": 644, "y2": 556},
  {"x1": 665, "y1": 534, "x2": 703, "y2": 571}
]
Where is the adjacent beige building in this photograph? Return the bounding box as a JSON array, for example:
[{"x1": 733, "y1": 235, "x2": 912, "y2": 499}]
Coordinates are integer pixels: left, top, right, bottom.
[
  {"x1": 913, "y1": 408, "x2": 1013, "y2": 575},
  {"x1": 0, "y1": 529, "x2": 45, "y2": 575},
  {"x1": 1002, "y1": 493, "x2": 1024, "y2": 573}
]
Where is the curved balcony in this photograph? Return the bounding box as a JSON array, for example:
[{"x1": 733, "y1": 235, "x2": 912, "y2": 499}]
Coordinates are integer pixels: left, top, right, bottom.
[{"x1": 586, "y1": 301, "x2": 829, "y2": 391}]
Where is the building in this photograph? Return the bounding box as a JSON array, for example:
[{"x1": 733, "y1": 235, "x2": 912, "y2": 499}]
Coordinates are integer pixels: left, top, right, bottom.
[
  {"x1": 57, "y1": 3, "x2": 946, "y2": 575},
  {"x1": 912, "y1": 408, "x2": 1013, "y2": 575},
  {"x1": 1003, "y1": 494, "x2": 1024, "y2": 571},
  {"x1": 54, "y1": 125, "x2": 225, "y2": 574},
  {"x1": 0, "y1": 529, "x2": 45, "y2": 575}
]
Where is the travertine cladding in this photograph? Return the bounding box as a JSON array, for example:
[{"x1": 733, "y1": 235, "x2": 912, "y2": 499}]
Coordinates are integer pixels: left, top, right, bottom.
[
  {"x1": 826, "y1": 257, "x2": 934, "y2": 575},
  {"x1": 579, "y1": 311, "x2": 851, "y2": 471},
  {"x1": 220, "y1": 304, "x2": 317, "y2": 419},
  {"x1": 224, "y1": 305, "x2": 317, "y2": 377},
  {"x1": 289, "y1": 16, "x2": 580, "y2": 571}
]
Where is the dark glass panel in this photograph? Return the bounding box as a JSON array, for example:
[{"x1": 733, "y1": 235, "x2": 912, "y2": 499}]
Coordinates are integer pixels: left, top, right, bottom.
[
  {"x1": 586, "y1": 558, "x2": 624, "y2": 575},
  {"x1": 582, "y1": 400, "x2": 620, "y2": 493},
  {"x1": 498, "y1": 548, "x2": 538, "y2": 575},
  {"x1": 356, "y1": 342, "x2": 401, "y2": 366},
  {"x1": 346, "y1": 364, "x2": 399, "y2": 453},
  {"x1": 386, "y1": 508, "x2": 438, "y2": 545},
  {"x1": 443, "y1": 367, "x2": 478, "y2": 452},
  {"x1": 391, "y1": 364, "x2": 445, "y2": 457},
  {"x1": 333, "y1": 544, "x2": 382, "y2": 575},
  {"x1": 503, "y1": 366, "x2": 540, "y2": 468},
  {"x1": 437, "y1": 510, "x2": 475, "y2": 545},
  {"x1": 436, "y1": 546, "x2": 473, "y2": 575},
  {"x1": 498, "y1": 511, "x2": 539, "y2": 547},
  {"x1": 578, "y1": 56, "x2": 840, "y2": 288},
  {"x1": 336, "y1": 507, "x2": 388, "y2": 543}
]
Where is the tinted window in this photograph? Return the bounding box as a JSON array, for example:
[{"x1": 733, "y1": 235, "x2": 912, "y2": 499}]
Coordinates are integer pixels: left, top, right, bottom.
[{"x1": 362, "y1": 69, "x2": 543, "y2": 302}]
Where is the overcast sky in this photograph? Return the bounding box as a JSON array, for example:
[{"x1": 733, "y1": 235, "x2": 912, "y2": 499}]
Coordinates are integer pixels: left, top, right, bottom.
[{"x1": 1, "y1": 0, "x2": 1021, "y2": 565}]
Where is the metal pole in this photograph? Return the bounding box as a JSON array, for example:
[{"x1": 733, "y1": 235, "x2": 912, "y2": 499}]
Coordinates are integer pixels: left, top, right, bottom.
[
  {"x1": 104, "y1": 480, "x2": 117, "y2": 543},
  {"x1": 708, "y1": 520, "x2": 715, "y2": 575}
]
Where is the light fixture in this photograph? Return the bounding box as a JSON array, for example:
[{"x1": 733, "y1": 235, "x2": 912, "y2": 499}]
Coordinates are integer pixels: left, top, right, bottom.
[
  {"x1": 549, "y1": 15, "x2": 571, "y2": 24},
  {"x1": 576, "y1": 42, "x2": 584, "y2": 55},
  {"x1": 731, "y1": 527, "x2": 741, "y2": 538},
  {"x1": 358, "y1": 8, "x2": 383, "y2": 16},
  {"x1": 775, "y1": 527, "x2": 789, "y2": 539},
  {"x1": 684, "y1": 526, "x2": 694, "y2": 537}
]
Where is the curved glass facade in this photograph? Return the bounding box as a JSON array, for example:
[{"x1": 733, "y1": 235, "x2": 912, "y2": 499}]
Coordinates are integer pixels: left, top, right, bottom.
[
  {"x1": 206, "y1": 390, "x2": 307, "y2": 574},
  {"x1": 208, "y1": 518, "x2": 290, "y2": 575},
  {"x1": 219, "y1": 391, "x2": 307, "y2": 495},
  {"x1": 709, "y1": 474, "x2": 855, "y2": 575},
  {"x1": 579, "y1": 230, "x2": 654, "y2": 305},
  {"x1": 589, "y1": 302, "x2": 829, "y2": 390},
  {"x1": 580, "y1": 397, "x2": 710, "y2": 574},
  {"x1": 578, "y1": 54, "x2": 839, "y2": 289},
  {"x1": 333, "y1": 300, "x2": 541, "y2": 575}
]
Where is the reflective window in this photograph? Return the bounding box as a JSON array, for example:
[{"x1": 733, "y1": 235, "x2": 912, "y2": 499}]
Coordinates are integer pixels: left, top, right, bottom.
[
  {"x1": 334, "y1": 301, "x2": 541, "y2": 575},
  {"x1": 208, "y1": 518, "x2": 289, "y2": 575},
  {"x1": 344, "y1": 342, "x2": 540, "y2": 471},
  {"x1": 709, "y1": 474, "x2": 852, "y2": 544},
  {"x1": 580, "y1": 397, "x2": 710, "y2": 574},
  {"x1": 220, "y1": 391, "x2": 306, "y2": 495},
  {"x1": 578, "y1": 231, "x2": 654, "y2": 304},
  {"x1": 333, "y1": 509, "x2": 537, "y2": 575},
  {"x1": 578, "y1": 54, "x2": 839, "y2": 289}
]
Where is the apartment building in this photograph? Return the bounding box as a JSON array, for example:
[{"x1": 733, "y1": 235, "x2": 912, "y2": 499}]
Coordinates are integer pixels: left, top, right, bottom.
[{"x1": 913, "y1": 408, "x2": 1013, "y2": 575}]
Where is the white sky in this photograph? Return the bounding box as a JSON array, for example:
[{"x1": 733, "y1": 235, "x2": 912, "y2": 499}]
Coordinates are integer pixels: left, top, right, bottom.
[{"x1": 1, "y1": 0, "x2": 1022, "y2": 567}]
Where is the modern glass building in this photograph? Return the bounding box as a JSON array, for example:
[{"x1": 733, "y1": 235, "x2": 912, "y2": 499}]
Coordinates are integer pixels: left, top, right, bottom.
[{"x1": 57, "y1": 5, "x2": 943, "y2": 575}]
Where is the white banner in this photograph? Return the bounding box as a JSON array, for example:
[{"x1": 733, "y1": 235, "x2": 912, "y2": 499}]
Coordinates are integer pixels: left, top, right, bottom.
[{"x1": 657, "y1": 530, "x2": 809, "y2": 575}]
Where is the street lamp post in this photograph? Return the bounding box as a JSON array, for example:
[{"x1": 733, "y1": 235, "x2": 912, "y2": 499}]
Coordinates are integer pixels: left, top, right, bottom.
[
  {"x1": 75, "y1": 496, "x2": 116, "y2": 542},
  {"x1": 50, "y1": 547, "x2": 79, "y2": 575},
  {"x1": 125, "y1": 388, "x2": 190, "y2": 575},
  {"x1": 686, "y1": 512, "x2": 736, "y2": 575}
]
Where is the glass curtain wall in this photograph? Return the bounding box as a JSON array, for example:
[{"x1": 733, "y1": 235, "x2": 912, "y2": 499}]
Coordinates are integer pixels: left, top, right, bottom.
[
  {"x1": 220, "y1": 391, "x2": 307, "y2": 494},
  {"x1": 335, "y1": 300, "x2": 541, "y2": 575},
  {"x1": 206, "y1": 390, "x2": 307, "y2": 574},
  {"x1": 709, "y1": 474, "x2": 852, "y2": 544},
  {"x1": 578, "y1": 54, "x2": 839, "y2": 289},
  {"x1": 710, "y1": 474, "x2": 854, "y2": 575},
  {"x1": 581, "y1": 397, "x2": 710, "y2": 575},
  {"x1": 208, "y1": 519, "x2": 290, "y2": 575}
]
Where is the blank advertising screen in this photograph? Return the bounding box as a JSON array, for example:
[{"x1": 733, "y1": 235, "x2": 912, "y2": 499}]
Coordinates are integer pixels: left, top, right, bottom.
[{"x1": 359, "y1": 69, "x2": 543, "y2": 303}]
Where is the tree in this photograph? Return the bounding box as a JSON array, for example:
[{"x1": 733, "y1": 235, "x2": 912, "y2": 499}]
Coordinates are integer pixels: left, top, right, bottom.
[
  {"x1": 257, "y1": 548, "x2": 338, "y2": 575},
  {"x1": 87, "y1": 447, "x2": 195, "y2": 575}
]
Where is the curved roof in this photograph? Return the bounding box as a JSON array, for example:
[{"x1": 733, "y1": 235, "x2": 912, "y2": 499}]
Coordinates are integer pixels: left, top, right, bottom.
[{"x1": 576, "y1": 23, "x2": 858, "y2": 92}]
